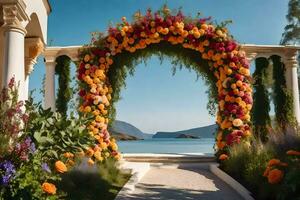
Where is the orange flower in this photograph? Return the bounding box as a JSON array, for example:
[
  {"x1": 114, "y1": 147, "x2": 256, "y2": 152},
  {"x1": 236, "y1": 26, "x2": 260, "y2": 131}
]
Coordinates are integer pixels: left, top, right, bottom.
[
  {"x1": 55, "y1": 161, "x2": 67, "y2": 173},
  {"x1": 286, "y1": 150, "x2": 300, "y2": 156},
  {"x1": 86, "y1": 148, "x2": 94, "y2": 157},
  {"x1": 88, "y1": 158, "x2": 95, "y2": 166},
  {"x1": 63, "y1": 152, "x2": 74, "y2": 158},
  {"x1": 219, "y1": 154, "x2": 229, "y2": 161},
  {"x1": 268, "y1": 159, "x2": 281, "y2": 167},
  {"x1": 66, "y1": 159, "x2": 75, "y2": 167},
  {"x1": 267, "y1": 169, "x2": 284, "y2": 184},
  {"x1": 42, "y1": 182, "x2": 56, "y2": 195}
]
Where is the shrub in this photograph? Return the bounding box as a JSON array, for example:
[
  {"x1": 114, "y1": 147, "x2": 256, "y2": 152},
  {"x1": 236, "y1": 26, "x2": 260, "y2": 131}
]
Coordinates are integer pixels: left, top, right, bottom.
[
  {"x1": 222, "y1": 142, "x2": 252, "y2": 181},
  {"x1": 59, "y1": 158, "x2": 130, "y2": 200},
  {"x1": 243, "y1": 143, "x2": 275, "y2": 199}
]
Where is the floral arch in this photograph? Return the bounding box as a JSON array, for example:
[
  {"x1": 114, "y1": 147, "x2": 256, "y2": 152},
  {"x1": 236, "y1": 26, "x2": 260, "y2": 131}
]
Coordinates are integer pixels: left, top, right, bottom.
[{"x1": 77, "y1": 7, "x2": 253, "y2": 161}]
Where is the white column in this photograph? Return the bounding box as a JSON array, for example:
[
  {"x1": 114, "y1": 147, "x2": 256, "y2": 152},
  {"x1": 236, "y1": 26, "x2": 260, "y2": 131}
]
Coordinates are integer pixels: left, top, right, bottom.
[
  {"x1": 2, "y1": 25, "x2": 27, "y2": 100},
  {"x1": 44, "y1": 60, "x2": 56, "y2": 111},
  {"x1": 1, "y1": 0, "x2": 29, "y2": 100},
  {"x1": 23, "y1": 59, "x2": 37, "y2": 100},
  {"x1": 284, "y1": 51, "x2": 300, "y2": 124}
]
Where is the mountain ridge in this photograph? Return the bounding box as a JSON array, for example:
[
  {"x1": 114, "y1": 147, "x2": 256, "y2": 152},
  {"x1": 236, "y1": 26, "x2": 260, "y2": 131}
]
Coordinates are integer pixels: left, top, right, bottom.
[{"x1": 153, "y1": 124, "x2": 217, "y2": 138}]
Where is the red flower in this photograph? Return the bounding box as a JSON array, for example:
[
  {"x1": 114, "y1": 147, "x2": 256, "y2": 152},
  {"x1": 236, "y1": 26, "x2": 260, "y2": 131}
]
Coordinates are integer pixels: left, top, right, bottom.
[{"x1": 79, "y1": 90, "x2": 86, "y2": 97}]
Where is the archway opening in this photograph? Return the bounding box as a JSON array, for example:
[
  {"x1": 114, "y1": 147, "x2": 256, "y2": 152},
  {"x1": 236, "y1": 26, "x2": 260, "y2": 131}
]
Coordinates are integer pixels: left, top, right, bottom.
[{"x1": 77, "y1": 7, "x2": 253, "y2": 161}]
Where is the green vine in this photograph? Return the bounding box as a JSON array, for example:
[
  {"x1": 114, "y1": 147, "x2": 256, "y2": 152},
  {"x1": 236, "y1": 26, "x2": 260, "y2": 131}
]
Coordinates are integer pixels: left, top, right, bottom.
[
  {"x1": 107, "y1": 41, "x2": 218, "y2": 125},
  {"x1": 271, "y1": 55, "x2": 295, "y2": 130},
  {"x1": 251, "y1": 57, "x2": 271, "y2": 142},
  {"x1": 55, "y1": 55, "x2": 72, "y2": 117}
]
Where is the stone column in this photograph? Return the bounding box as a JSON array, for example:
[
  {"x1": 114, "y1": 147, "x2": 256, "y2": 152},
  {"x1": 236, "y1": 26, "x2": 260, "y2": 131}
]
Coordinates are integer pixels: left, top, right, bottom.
[
  {"x1": 1, "y1": 0, "x2": 29, "y2": 100},
  {"x1": 284, "y1": 49, "x2": 300, "y2": 124},
  {"x1": 24, "y1": 38, "x2": 44, "y2": 100},
  {"x1": 44, "y1": 58, "x2": 56, "y2": 111}
]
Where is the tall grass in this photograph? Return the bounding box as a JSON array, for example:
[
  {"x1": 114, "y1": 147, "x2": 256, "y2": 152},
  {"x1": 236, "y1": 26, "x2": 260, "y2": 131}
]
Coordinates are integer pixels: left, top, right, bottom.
[{"x1": 58, "y1": 159, "x2": 130, "y2": 200}]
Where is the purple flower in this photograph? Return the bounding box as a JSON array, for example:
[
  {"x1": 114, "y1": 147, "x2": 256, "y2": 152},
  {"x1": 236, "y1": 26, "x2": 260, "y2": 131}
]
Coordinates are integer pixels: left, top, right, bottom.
[
  {"x1": 0, "y1": 161, "x2": 16, "y2": 185},
  {"x1": 29, "y1": 142, "x2": 36, "y2": 154},
  {"x1": 1, "y1": 175, "x2": 11, "y2": 185},
  {"x1": 42, "y1": 163, "x2": 51, "y2": 173},
  {"x1": 1, "y1": 161, "x2": 15, "y2": 173}
]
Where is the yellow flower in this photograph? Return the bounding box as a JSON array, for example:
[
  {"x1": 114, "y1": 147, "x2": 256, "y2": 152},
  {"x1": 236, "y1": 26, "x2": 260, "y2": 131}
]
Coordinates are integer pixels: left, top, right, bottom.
[
  {"x1": 94, "y1": 150, "x2": 103, "y2": 161},
  {"x1": 84, "y1": 54, "x2": 90, "y2": 62},
  {"x1": 88, "y1": 158, "x2": 95, "y2": 166},
  {"x1": 84, "y1": 106, "x2": 91, "y2": 113},
  {"x1": 63, "y1": 152, "x2": 74, "y2": 158},
  {"x1": 42, "y1": 182, "x2": 56, "y2": 195},
  {"x1": 110, "y1": 142, "x2": 118, "y2": 151},
  {"x1": 55, "y1": 161, "x2": 67, "y2": 173},
  {"x1": 232, "y1": 118, "x2": 243, "y2": 127},
  {"x1": 100, "y1": 142, "x2": 108, "y2": 150}
]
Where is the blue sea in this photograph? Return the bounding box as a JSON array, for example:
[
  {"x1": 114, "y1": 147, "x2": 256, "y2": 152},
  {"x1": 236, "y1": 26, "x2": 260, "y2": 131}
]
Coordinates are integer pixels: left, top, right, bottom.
[{"x1": 117, "y1": 138, "x2": 215, "y2": 154}]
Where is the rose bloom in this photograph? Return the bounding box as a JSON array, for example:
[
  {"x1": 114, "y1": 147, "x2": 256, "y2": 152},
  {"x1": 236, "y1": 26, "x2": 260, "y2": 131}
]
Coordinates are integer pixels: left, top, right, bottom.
[
  {"x1": 232, "y1": 118, "x2": 243, "y2": 127},
  {"x1": 219, "y1": 154, "x2": 229, "y2": 161},
  {"x1": 42, "y1": 182, "x2": 56, "y2": 195},
  {"x1": 55, "y1": 161, "x2": 67, "y2": 173},
  {"x1": 268, "y1": 169, "x2": 284, "y2": 184}
]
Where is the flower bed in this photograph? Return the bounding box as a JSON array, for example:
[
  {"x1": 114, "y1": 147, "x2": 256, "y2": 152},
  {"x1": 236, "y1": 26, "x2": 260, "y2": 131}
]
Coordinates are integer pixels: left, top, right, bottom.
[
  {"x1": 219, "y1": 129, "x2": 300, "y2": 200},
  {"x1": 0, "y1": 79, "x2": 127, "y2": 199}
]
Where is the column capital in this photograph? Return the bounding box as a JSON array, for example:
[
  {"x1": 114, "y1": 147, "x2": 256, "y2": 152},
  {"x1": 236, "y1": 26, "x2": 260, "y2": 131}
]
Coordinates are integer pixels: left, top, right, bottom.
[
  {"x1": 25, "y1": 37, "x2": 44, "y2": 76},
  {"x1": 245, "y1": 52, "x2": 257, "y2": 62},
  {"x1": 284, "y1": 48, "x2": 298, "y2": 68},
  {"x1": 1, "y1": 0, "x2": 29, "y2": 34}
]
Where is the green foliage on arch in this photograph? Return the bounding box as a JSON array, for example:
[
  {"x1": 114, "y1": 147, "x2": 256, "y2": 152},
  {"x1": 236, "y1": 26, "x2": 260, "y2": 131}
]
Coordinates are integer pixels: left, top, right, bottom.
[
  {"x1": 271, "y1": 55, "x2": 295, "y2": 129},
  {"x1": 251, "y1": 57, "x2": 271, "y2": 142},
  {"x1": 106, "y1": 41, "x2": 219, "y2": 124},
  {"x1": 55, "y1": 55, "x2": 72, "y2": 116}
]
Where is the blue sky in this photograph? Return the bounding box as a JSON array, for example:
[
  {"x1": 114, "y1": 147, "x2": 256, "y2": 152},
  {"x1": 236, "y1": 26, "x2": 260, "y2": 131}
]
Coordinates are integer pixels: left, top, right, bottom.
[{"x1": 30, "y1": 0, "x2": 289, "y2": 133}]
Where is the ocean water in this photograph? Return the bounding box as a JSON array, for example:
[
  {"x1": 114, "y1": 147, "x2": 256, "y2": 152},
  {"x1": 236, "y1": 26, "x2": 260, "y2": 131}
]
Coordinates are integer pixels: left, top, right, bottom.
[{"x1": 117, "y1": 138, "x2": 215, "y2": 154}]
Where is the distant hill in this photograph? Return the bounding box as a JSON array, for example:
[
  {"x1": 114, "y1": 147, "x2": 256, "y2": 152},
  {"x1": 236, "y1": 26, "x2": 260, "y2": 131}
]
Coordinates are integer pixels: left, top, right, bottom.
[
  {"x1": 153, "y1": 124, "x2": 218, "y2": 139},
  {"x1": 109, "y1": 131, "x2": 139, "y2": 141},
  {"x1": 109, "y1": 120, "x2": 152, "y2": 140}
]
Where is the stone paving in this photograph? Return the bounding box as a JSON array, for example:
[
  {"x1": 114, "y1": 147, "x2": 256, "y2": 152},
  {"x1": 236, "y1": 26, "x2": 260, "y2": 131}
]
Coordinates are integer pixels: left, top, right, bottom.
[{"x1": 117, "y1": 164, "x2": 244, "y2": 200}]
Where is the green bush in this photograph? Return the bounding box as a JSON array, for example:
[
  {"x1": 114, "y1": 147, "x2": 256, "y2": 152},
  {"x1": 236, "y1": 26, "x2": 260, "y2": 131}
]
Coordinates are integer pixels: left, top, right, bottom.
[
  {"x1": 222, "y1": 143, "x2": 252, "y2": 181},
  {"x1": 243, "y1": 145, "x2": 274, "y2": 199},
  {"x1": 59, "y1": 158, "x2": 130, "y2": 200}
]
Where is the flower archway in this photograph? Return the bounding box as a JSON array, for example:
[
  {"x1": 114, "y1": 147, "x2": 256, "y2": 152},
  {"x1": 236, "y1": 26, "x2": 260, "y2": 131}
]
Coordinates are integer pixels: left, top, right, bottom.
[{"x1": 77, "y1": 7, "x2": 253, "y2": 161}]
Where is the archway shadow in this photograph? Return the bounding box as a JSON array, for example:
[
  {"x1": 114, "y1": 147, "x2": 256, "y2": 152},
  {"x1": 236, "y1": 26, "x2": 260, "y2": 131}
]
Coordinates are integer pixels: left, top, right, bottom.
[{"x1": 119, "y1": 165, "x2": 244, "y2": 200}]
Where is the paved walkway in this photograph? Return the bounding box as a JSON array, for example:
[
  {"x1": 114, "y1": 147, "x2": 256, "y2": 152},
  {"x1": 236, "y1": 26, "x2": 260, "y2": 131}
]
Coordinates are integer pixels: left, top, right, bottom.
[{"x1": 118, "y1": 164, "x2": 243, "y2": 200}]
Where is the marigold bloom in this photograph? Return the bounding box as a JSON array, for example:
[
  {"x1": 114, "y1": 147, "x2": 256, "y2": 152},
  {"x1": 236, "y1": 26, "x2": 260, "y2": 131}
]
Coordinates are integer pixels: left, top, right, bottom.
[
  {"x1": 63, "y1": 152, "x2": 74, "y2": 158},
  {"x1": 88, "y1": 158, "x2": 95, "y2": 166},
  {"x1": 268, "y1": 159, "x2": 281, "y2": 167},
  {"x1": 55, "y1": 161, "x2": 67, "y2": 173},
  {"x1": 42, "y1": 182, "x2": 56, "y2": 195},
  {"x1": 84, "y1": 54, "x2": 90, "y2": 62},
  {"x1": 267, "y1": 169, "x2": 284, "y2": 184},
  {"x1": 86, "y1": 148, "x2": 94, "y2": 157},
  {"x1": 219, "y1": 154, "x2": 229, "y2": 161},
  {"x1": 286, "y1": 150, "x2": 300, "y2": 156}
]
